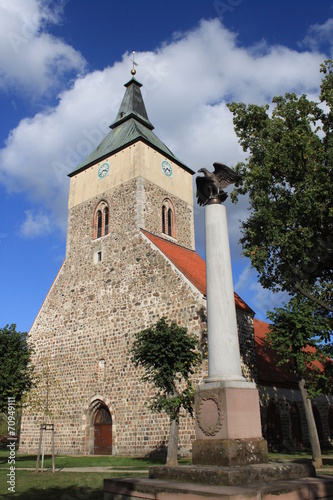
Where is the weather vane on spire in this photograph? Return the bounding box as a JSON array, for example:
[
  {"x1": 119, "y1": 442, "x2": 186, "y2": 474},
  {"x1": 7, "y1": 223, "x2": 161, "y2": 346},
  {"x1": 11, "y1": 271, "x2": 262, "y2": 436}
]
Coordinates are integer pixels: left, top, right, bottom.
[{"x1": 131, "y1": 51, "x2": 138, "y2": 76}]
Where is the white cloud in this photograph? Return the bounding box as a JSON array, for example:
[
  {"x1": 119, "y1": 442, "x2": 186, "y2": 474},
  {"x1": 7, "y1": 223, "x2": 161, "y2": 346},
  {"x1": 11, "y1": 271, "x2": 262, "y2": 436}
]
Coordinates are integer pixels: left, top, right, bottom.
[
  {"x1": 19, "y1": 209, "x2": 52, "y2": 238},
  {"x1": 235, "y1": 263, "x2": 290, "y2": 320},
  {"x1": 0, "y1": 0, "x2": 86, "y2": 95},
  {"x1": 0, "y1": 17, "x2": 328, "y2": 245},
  {"x1": 300, "y1": 18, "x2": 333, "y2": 55}
]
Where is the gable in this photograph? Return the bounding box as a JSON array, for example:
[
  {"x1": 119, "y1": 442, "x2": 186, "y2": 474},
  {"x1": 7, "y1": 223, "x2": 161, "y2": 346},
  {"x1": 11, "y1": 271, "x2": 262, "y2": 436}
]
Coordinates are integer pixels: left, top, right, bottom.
[{"x1": 141, "y1": 229, "x2": 253, "y2": 313}]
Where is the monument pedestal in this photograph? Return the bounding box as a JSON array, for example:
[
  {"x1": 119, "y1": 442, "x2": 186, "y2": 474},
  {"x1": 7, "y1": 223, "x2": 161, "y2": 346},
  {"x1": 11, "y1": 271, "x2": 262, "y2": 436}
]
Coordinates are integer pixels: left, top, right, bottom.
[
  {"x1": 192, "y1": 381, "x2": 268, "y2": 466},
  {"x1": 192, "y1": 382, "x2": 268, "y2": 466}
]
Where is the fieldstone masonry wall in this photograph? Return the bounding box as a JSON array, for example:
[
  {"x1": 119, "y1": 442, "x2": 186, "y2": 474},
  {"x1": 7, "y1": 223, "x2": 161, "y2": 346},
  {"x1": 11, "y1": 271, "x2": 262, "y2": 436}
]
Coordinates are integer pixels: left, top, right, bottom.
[
  {"x1": 19, "y1": 174, "x2": 258, "y2": 456},
  {"x1": 259, "y1": 386, "x2": 333, "y2": 449}
]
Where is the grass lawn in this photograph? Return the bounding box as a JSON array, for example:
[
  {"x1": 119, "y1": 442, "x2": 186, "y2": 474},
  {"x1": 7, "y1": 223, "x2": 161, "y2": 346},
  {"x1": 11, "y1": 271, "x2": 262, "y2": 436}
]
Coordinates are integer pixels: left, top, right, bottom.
[
  {"x1": 0, "y1": 469, "x2": 136, "y2": 499},
  {"x1": 268, "y1": 448, "x2": 333, "y2": 470},
  {"x1": 0, "y1": 449, "x2": 168, "y2": 470}
]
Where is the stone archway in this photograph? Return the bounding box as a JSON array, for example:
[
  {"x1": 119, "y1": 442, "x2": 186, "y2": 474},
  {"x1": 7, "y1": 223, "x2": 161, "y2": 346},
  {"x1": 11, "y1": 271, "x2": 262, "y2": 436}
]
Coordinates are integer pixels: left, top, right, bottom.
[{"x1": 94, "y1": 405, "x2": 112, "y2": 455}]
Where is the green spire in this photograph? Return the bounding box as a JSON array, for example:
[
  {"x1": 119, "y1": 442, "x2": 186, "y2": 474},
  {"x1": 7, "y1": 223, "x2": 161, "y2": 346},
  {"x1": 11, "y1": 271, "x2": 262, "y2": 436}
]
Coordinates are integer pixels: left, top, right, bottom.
[
  {"x1": 68, "y1": 76, "x2": 193, "y2": 177},
  {"x1": 111, "y1": 78, "x2": 154, "y2": 130}
]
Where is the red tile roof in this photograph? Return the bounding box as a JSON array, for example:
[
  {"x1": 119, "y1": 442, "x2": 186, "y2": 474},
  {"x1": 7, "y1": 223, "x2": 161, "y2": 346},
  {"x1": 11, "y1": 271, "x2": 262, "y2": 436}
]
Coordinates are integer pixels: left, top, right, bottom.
[
  {"x1": 254, "y1": 319, "x2": 298, "y2": 388},
  {"x1": 254, "y1": 318, "x2": 326, "y2": 388},
  {"x1": 141, "y1": 229, "x2": 253, "y2": 313}
]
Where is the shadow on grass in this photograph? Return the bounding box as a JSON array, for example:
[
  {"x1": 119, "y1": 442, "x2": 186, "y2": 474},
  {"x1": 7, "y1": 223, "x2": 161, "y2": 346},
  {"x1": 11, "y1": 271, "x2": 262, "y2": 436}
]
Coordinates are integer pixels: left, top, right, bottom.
[
  {"x1": 322, "y1": 458, "x2": 333, "y2": 467},
  {"x1": 1, "y1": 471, "x2": 142, "y2": 500},
  {"x1": 6, "y1": 484, "x2": 104, "y2": 500},
  {"x1": 0, "y1": 450, "x2": 169, "y2": 469}
]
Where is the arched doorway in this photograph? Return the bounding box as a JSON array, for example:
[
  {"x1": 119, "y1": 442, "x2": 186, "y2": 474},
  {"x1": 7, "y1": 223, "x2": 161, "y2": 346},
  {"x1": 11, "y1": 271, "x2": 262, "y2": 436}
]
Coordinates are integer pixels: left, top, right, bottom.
[
  {"x1": 290, "y1": 403, "x2": 302, "y2": 448},
  {"x1": 94, "y1": 405, "x2": 112, "y2": 455},
  {"x1": 266, "y1": 400, "x2": 283, "y2": 450}
]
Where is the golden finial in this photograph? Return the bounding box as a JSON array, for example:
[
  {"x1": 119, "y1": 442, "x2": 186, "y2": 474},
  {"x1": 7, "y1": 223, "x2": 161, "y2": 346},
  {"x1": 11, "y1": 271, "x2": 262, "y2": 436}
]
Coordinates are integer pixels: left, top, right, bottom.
[{"x1": 131, "y1": 50, "x2": 138, "y2": 76}]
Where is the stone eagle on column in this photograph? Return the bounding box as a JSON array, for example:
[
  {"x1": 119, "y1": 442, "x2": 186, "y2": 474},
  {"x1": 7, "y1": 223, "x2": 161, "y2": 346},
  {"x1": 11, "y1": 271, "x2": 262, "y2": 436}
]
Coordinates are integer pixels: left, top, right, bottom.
[{"x1": 196, "y1": 162, "x2": 241, "y2": 206}]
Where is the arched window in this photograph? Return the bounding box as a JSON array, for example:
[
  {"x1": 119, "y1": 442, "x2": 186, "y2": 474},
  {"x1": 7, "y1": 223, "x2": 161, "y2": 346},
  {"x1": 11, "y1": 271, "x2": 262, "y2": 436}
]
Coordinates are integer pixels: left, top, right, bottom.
[
  {"x1": 290, "y1": 403, "x2": 302, "y2": 448},
  {"x1": 266, "y1": 400, "x2": 283, "y2": 450},
  {"x1": 93, "y1": 201, "x2": 109, "y2": 239},
  {"x1": 162, "y1": 199, "x2": 176, "y2": 238}
]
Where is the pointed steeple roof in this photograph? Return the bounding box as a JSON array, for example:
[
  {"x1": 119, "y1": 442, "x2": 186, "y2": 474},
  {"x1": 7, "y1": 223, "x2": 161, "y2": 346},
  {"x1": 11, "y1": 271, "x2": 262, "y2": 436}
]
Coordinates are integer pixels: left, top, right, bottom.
[
  {"x1": 110, "y1": 78, "x2": 154, "y2": 130},
  {"x1": 69, "y1": 77, "x2": 193, "y2": 176}
]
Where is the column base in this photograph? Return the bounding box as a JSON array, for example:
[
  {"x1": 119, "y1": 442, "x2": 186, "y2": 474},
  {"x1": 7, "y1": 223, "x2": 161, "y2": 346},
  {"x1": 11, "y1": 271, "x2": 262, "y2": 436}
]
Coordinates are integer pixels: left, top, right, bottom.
[{"x1": 192, "y1": 437, "x2": 268, "y2": 466}]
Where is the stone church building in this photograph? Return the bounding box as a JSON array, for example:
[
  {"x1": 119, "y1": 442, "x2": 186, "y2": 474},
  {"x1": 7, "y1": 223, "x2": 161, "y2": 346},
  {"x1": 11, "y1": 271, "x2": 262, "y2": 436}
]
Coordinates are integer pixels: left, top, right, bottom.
[{"x1": 19, "y1": 74, "x2": 333, "y2": 456}]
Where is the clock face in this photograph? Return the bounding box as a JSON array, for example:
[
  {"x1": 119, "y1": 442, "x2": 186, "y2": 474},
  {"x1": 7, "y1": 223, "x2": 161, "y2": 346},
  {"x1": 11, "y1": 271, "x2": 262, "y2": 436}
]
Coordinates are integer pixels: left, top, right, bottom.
[
  {"x1": 162, "y1": 160, "x2": 172, "y2": 177},
  {"x1": 98, "y1": 162, "x2": 109, "y2": 179}
]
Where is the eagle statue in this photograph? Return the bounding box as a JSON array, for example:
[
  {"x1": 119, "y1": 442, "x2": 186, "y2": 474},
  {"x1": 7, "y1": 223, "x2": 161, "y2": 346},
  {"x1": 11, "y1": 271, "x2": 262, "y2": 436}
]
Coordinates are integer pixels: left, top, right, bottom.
[{"x1": 196, "y1": 162, "x2": 241, "y2": 206}]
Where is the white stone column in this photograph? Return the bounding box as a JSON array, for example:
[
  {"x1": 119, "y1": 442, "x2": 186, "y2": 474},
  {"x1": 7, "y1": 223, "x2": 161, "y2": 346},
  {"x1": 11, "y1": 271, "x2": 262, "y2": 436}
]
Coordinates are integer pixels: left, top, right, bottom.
[{"x1": 204, "y1": 202, "x2": 245, "y2": 384}]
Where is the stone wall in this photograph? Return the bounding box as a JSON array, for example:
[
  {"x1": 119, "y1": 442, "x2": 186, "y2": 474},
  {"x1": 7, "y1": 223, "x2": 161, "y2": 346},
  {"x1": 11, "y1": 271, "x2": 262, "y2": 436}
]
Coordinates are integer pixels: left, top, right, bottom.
[
  {"x1": 259, "y1": 386, "x2": 333, "y2": 449},
  {"x1": 20, "y1": 176, "x2": 205, "y2": 455},
  {"x1": 19, "y1": 174, "x2": 257, "y2": 456}
]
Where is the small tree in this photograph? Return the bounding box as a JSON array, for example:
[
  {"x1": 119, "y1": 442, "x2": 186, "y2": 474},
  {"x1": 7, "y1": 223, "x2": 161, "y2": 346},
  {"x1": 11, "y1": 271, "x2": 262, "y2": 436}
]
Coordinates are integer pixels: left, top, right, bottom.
[
  {"x1": 23, "y1": 356, "x2": 65, "y2": 423},
  {"x1": 266, "y1": 295, "x2": 332, "y2": 467},
  {"x1": 131, "y1": 317, "x2": 202, "y2": 465},
  {"x1": 0, "y1": 324, "x2": 34, "y2": 413}
]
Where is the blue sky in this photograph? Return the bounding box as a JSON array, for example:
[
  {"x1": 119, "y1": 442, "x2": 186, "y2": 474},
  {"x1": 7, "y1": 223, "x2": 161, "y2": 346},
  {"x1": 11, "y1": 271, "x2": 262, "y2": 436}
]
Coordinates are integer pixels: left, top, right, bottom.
[{"x1": 0, "y1": 0, "x2": 332, "y2": 333}]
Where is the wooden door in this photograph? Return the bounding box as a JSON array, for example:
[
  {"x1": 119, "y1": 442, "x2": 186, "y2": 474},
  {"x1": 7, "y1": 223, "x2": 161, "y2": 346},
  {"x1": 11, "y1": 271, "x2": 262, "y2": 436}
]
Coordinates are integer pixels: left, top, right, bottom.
[{"x1": 94, "y1": 407, "x2": 112, "y2": 455}]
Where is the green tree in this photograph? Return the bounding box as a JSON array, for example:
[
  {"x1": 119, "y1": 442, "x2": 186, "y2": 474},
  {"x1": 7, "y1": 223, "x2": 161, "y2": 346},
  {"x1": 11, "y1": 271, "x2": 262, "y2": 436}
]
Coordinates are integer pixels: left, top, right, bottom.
[
  {"x1": 266, "y1": 296, "x2": 332, "y2": 467},
  {"x1": 227, "y1": 60, "x2": 333, "y2": 314},
  {"x1": 227, "y1": 60, "x2": 333, "y2": 466},
  {"x1": 131, "y1": 317, "x2": 202, "y2": 466},
  {"x1": 0, "y1": 324, "x2": 34, "y2": 413}
]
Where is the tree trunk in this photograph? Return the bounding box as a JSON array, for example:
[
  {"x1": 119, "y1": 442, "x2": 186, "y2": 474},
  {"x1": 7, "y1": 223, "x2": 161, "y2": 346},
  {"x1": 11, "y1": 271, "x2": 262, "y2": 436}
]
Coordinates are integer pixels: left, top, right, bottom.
[
  {"x1": 166, "y1": 418, "x2": 179, "y2": 466},
  {"x1": 298, "y1": 378, "x2": 322, "y2": 468}
]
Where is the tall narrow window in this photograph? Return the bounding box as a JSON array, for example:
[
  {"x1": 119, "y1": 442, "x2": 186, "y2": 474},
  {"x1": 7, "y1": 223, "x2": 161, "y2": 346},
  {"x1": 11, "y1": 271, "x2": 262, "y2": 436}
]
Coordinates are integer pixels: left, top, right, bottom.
[
  {"x1": 161, "y1": 199, "x2": 176, "y2": 239},
  {"x1": 94, "y1": 201, "x2": 110, "y2": 240},
  {"x1": 290, "y1": 403, "x2": 302, "y2": 448},
  {"x1": 162, "y1": 206, "x2": 167, "y2": 234},
  {"x1": 266, "y1": 401, "x2": 282, "y2": 450},
  {"x1": 104, "y1": 207, "x2": 109, "y2": 236},
  {"x1": 167, "y1": 208, "x2": 172, "y2": 236},
  {"x1": 97, "y1": 210, "x2": 102, "y2": 238}
]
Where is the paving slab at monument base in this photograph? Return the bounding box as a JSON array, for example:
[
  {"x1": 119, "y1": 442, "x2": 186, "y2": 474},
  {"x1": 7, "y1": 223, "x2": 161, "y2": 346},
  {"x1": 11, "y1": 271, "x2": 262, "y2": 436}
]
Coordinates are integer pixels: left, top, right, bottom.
[{"x1": 103, "y1": 462, "x2": 333, "y2": 499}]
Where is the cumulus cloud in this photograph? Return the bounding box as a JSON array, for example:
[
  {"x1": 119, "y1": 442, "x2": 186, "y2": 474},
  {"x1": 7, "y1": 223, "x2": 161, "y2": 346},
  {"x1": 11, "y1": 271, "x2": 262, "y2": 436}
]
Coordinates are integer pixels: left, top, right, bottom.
[
  {"x1": 235, "y1": 263, "x2": 290, "y2": 320},
  {"x1": 300, "y1": 18, "x2": 333, "y2": 55},
  {"x1": 0, "y1": 0, "x2": 86, "y2": 95},
  {"x1": 19, "y1": 209, "x2": 53, "y2": 238},
  {"x1": 0, "y1": 16, "x2": 328, "y2": 246}
]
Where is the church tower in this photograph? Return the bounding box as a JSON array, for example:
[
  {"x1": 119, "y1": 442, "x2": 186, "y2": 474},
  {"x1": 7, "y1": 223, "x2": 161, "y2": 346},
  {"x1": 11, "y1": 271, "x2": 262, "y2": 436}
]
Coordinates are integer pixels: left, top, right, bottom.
[
  {"x1": 19, "y1": 70, "x2": 256, "y2": 457},
  {"x1": 18, "y1": 73, "x2": 210, "y2": 456},
  {"x1": 66, "y1": 75, "x2": 195, "y2": 262}
]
